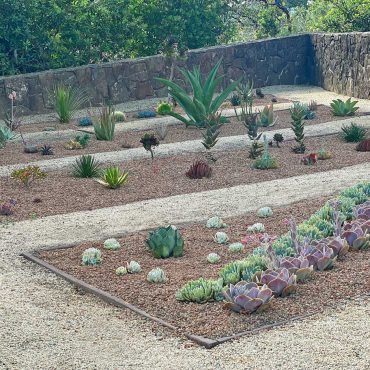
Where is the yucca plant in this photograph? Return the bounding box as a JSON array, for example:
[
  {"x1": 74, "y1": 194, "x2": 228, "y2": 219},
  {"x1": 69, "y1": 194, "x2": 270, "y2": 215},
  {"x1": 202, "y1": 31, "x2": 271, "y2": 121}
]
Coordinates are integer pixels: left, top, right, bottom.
[
  {"x1": 96, "y1": 167, "x2": 128, "y2": 189},
  {"x1": 155, "y1": 59, "x2": 240, "y2": 128},
  {"x1": 331, "y1": 98, "x2": 359, "y2": 116},
  {"x1": 340, "y1": 123, "x2": 366, "y2": 142},
  {"x1": 52, "y1": 85, "x2": 88, "y2": 123},
  {"x1": 93, "y1": 106, "x2": 116, "y2": 141},
  {"x1": 72, "y1": 155, "x2": 101, "y2": 178}
]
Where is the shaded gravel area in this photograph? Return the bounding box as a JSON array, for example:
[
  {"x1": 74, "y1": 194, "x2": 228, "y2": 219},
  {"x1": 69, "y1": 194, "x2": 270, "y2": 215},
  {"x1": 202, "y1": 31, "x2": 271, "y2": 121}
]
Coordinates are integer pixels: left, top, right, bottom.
[
  {"x1": 0, "y1": 105, "x2": 341, "y2": 166},
  {"x1": 38, "y1": 197, "x2": 370, "y2": 339},
  {"x1": 1, "y1": 134, "x2": 369, "y2": 222}
]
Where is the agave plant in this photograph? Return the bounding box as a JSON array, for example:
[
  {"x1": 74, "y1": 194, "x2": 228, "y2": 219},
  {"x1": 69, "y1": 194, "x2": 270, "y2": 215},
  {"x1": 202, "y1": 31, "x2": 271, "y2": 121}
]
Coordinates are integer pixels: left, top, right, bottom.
[
  {"x1": 146, "y1": 225, "x2": 184, "y2": 258},
  {"x1": 155, "y1": 59, "x2": 240, "y2": 128},
  {"x1": 72, "y1": 155, "x2": 101, "y2": 178},
  {"x1": 331, "y1": 98, "x2": 359, "y2": 116},
  {"x1": 255, "y1": 268, "x2": 297, "y2": 297},
  {"x1": 0, "y1": 125, "x2": 18, "y2": 148},
  {"x1": 96, "y1": 167, "x2": 128, "y2": 189},
  {"x1": 341, "y1": 220, "x2": 370, "y2": 250},
  {"x1": 223, "y1": 282, "x2": 273, "y2": 314},
  {"x1": 186, "y1": 160, "x2": 212, "y2": 179}
]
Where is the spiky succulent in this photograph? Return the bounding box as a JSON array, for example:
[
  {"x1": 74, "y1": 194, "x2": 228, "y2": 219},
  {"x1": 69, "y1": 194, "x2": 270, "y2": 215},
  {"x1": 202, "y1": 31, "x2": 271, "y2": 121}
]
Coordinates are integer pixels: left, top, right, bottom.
[
  {"x1": 206, "y1": 216, "x2": 226, "y2": 229},
  {"x1": 147, "y1": 268, "x2": 166, "y2": 283},
  {"x1": 186, "y1": 160, "x2": 212, "y2": 179},
  {"x1": 331, "y1": 98, "x2": 359, "y2": 116},
  {"x1": 341, "y1": 220, "x2": 370, "y2": 250},
  {"x1": 127, "y1": 261, "x2": 141, "y2": 273},
  {"x1": 247, "y1": 223, "x2": 265, "y2": 233},
  {"x1": 228, "y1": 243, "x2": 245, "y2": 253},
  {"x1": 103, "y1": 238, "x2": 121, "y2": 250},
  {"x1": 40, "y1": 145, "x2": 53, "y2": 155},
  {"x1": 273, "y1": 133, "x2": 284, "y2": 147},
  {"x1": 257, "y1": 207, "x2": 273, "y2": 218},
  {"x1": 115, "y1": 266, "x2": 128, "y2": 276},
  {"x1": 175, "y1": 278, "x2": 223, "y2": 303},
  {"x1": 146, "y1": 225, "x2": 184, "y2": 259},
  {"x1": 214, "y1": 231, "x2": 229, "y2": 244},
  {"x1": 340, "y1": 122, "x2": 366, "y2": 142},
  {"x1": 207, "y1": 253, "x2": 221, "y2": 264},
  {"x1": 82, "y1": 248, "x2": 102, "y2": 266},
  {"x1": 223, "y1": 281, "x2": 273, "y2": 314},
  {"x1": 255, "y1": 268, "x2": 297, "y2": 297}
]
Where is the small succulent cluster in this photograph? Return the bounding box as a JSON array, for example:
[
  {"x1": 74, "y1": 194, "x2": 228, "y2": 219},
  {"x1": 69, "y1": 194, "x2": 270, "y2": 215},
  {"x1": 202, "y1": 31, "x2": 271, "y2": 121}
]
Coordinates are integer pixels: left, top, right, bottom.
[
  {"x1": 356, "y1": 138, "x2": 370, "y2": 152},
  {"x1": 146, "y1": 225, "x2": 184, "y2": 258},
  {"x1": 127, "y1": 260, "x2": 141, "y2": 273},
  {"x1": 176, "y1": 278, "x2": 223, "y2": 303},
  {"x1": 291, "y1": 101, "x2": 316, "y2": 120},
  {"x1": 340, "y1": 123, "x2": 366, "y2": 143},
  {"x1": 137, "y1": 110, "x2": 156, "y2": 119},
  {"x1": 207, "y1": 253, "x2": 221, "y2": 264},
  {"x1": 228, "y1": 242, "x2": 244, "y2": 253},
  {"x1": 254, "y1": 135, "x2": 278, "y2": 170},
  {"x1": 257, "y1": 207, "x2": 273, "y2": 218},
  {"x1": 11, "y1": 165, "x2": 47, "y2": 187},
  {"x1": 331, "y1": 98, "x2": 359, "y2": 116},
  {"x1": 79, "y1": 117, "x2": 93, "y2": 126},
  {"x1": 147, "y1": 268, "x2": 166, "y2": 283},
  {"x1": 103, "y1": 238, "x2": 121, "y2": 250},
  {"x1": 317, "y1": 148, "x2": 332, "y2": 160},
  {"x1": 186, "y1": 160, "x2": 212, "y2": 179},
  {"x1": 214, "y1": 231, "x2": 229, "y2": 244},
  {"x1": 40, "y1": 144, "x2": 53, "y2": 156},
  {"x1": 258, "y1": 104, "x2": 277, "y2": 127},
  {"x1": 247, "y1": 223, "x2": 265, "y2": 233},
  {"x1": 301, "y1": 153, "x2": 318, "y2": 165},
  {"x1": 206, "y1": 216, "x2": 226, "y2": 229},
  {"x1": 115, "y1": 266, "x2": 128, "y2": 276},
  {"x1": 82, "y1": 248, "x2": 102, "y2": 266}
]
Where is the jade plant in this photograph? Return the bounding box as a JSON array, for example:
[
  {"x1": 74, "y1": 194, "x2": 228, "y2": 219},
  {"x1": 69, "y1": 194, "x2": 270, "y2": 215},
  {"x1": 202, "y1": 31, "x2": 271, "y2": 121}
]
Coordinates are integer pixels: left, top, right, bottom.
[
  {"x1": 223, "y1": 281, "x2": 273, "y2": 314},
  {"x1": 147, "y1": 268, "x2": 166, "y2": 283},
  {"x1": 146, "y1": 225, "x2": 184, "y2": 258},
  {"x1": 82, "y1": 248, "x2": 102, "y2": 266}
]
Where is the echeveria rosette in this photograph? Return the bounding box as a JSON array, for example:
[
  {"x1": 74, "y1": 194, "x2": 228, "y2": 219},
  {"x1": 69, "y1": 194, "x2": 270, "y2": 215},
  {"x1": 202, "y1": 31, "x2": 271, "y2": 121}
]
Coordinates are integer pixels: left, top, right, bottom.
[
  {"x1": 341, "y1": 220, "x2": 370, "y2": 250},
  {"x1": 300, "y1": 243, "x2": 337, "y2": 271},
  {"x1": 206, "y1": 216, "x2": 227, "y2": 229},
  {"x1": 256, "y1": 268, "x2": 297, "y2": 297},
  {"x1": 353, "y1": 201, "x2": 370, "y2": 221},
  {"x1": 311, "y1": 236, "x2": 349, "y2": 258},
  {"x1": 146, "y1": 225, "x2": 184, "y2": 258},
  {"x1": 214, "y1": 231, "x2": 229, "y2": 244},
  {"x1": 278, "y1": 256, "x2": 314, "y2": 282},
  {"x1": 223, "y1": 281, "x2": 273, "y2": 314}
]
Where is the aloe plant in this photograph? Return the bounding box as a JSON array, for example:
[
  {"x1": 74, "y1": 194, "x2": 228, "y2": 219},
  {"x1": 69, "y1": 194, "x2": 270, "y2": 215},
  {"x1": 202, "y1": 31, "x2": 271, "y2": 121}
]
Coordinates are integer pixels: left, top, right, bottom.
[
  {"x1": 96, "y1": 167, "x2": 128, "y2": 189},
  {"x1": 155, "y1": 59, "x2": 240, "y2": 128},
  {"x1": 331, "y1": 98, "x2": 359, "y2": 116}
]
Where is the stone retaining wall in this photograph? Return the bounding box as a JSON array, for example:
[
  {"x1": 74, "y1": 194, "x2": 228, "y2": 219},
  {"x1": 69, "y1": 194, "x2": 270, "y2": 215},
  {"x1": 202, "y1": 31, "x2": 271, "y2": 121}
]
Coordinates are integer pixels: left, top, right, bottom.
[{"x1": 0, "y1": 32, "x2": 369, "y2": 115}]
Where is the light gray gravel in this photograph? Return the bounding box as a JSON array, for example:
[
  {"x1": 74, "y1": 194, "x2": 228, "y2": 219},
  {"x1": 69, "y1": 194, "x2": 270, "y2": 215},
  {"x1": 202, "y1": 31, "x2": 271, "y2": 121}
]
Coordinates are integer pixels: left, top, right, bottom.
[{"x1": 1, "y1": 115, "x2": 368, "y2": 177}]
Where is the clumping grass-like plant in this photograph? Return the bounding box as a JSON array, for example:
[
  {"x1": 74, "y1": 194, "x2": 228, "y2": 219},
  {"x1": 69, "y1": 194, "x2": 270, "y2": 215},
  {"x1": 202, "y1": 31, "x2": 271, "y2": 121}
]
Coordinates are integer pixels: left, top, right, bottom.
[
  {"x1": 96, "y1": 167, "x2": 128, "y2": 189},
  {"x1": 340, "y1": 122, "x2": 366, "y2": 142},
  {"x1": 72, "y1": 155, "x2": 101, "y2": 178},
  {"x1": 52, "y1": 85, "x2": 88, "y2": 123},
  {"x1": 93, "y1": 105, "x2": 116, "y2": 141}
]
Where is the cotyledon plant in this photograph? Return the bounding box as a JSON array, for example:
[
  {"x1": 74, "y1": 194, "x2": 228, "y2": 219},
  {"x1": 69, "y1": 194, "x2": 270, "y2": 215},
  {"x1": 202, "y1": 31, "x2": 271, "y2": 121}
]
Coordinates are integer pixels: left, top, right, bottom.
[{"x1": 223, "y1": 282, "x2": 274, "y2": 314}]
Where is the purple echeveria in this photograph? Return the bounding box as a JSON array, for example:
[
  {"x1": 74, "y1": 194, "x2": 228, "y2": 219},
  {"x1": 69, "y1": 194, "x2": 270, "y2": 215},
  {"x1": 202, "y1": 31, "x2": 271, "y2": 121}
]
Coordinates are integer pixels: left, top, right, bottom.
[
  {"x1": 257, "y1": 268, "x2": 297, "y2": 297},
  {"x1": 342, "y1": 220, "x2": 370, "y2": 250}
]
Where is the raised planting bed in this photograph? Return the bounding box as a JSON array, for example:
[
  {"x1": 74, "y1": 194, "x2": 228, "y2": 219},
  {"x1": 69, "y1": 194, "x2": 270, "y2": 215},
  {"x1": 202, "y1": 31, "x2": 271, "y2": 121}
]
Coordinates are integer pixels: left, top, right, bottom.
[
  {"x1": 1, "y1": 134, "x2": 369, "y2": 222},
  {"x1": 24, "y1": 190, "x2": 370, "y2": 347},
  {"x1": 0, "y1": 105, "x2": 346, "y2": 166}
]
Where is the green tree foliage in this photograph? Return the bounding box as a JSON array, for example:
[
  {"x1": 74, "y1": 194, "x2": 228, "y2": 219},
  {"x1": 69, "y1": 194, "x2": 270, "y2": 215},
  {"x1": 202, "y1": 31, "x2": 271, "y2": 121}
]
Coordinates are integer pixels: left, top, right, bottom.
[{"x1": 0, "y1": 0, "x2": 232, "y2": 76}]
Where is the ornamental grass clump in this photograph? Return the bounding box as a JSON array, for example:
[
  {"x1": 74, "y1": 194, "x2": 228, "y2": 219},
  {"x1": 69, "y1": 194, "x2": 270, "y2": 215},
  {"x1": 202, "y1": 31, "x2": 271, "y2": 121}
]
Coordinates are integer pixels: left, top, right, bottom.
[
  {"x1": 93, "y1": 106, "x2": 116, "y2": 141},
  {"x1": 96, "y1": 167, "x2": 128, "y2": 189},
  {"x1": 223, "y1": 281, "x2": 273, "y2": 314},
  {"x1": 72, "y1": 155, "x2": 101, "y2": 178},
  {"x1": 52, "y1": 85, "x2": 88, "y2": 124},
  {"x1": 11, "y1": 166, "x2": 47, "y2": 187},
  {"x1": 146, "y1": 225, "x2": 184, "y2": 259}
]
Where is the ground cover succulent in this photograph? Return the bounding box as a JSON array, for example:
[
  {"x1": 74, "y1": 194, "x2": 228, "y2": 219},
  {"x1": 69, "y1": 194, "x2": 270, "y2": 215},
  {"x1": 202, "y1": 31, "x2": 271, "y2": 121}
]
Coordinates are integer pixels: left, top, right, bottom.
[
  {"x1": 257, "y1": 207, "x2": 273, "y2": 218},
  {"x1": 82, "y1": 248, "x2": 102, "y2": 266},
  {"x1": 11, "y1": 166, "x2": 47, "y2": 187},
  {"x1": 176, "y1": 278, "x2": 223, "y2": 303},
  {"x1": 103, "y1": 238, "x2": 121, "y2": 250},
  {"x1": 206, "y1": 216, "x2": 226, "y2": 229},
  {"x1": 207, "y1": 253, "x2": 221, "y2": 264},
  {"x1": 214, "y1": 231, "x2": 229, "y2": 244},
  {"x1": 146, "y1": 225, "x2": 184, "y2": 258},
  {"x1": 223, "y1": 281, "x2": 273, "y2": 314}
]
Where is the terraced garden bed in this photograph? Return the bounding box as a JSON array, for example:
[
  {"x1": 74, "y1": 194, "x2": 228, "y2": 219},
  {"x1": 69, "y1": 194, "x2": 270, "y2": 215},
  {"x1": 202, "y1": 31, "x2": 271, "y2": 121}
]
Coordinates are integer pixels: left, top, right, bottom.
[
  {"x1": 33, "y1": 196, "x2": 370, "y2": 343},
  {"x1": 1, "y1": 134, "x2": 369, "y2": 222}
]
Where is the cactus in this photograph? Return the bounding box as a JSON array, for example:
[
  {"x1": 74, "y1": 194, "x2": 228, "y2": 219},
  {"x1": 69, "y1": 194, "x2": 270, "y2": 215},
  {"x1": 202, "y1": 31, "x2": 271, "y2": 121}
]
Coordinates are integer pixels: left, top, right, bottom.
[
  {"x1": 257, "y1": 207, "x2": 273, "y2": 218},
  {"x1": 214, "y1": 231, "x2": 229, "y2": 244},
  {"x1": 127, "y1": 261, "x2": 141, "y2": 273},
  {"x1": 147, "y1": 268, "x2": 166, "y2": 283},
  {"x1": 228, "y1": 242, "x2": 245, "y2": 253},
  {"x1": 115, "y1": 266, "x2": 128, "y2": 276},
  {"x1": 103, "y1": 238, "x2": 121, "y2": 250},
  {"x1": 82, "y1": 248, "x2": 102, "y2": 266},
  {"x1": 113, "y1": 111, "x2": 126, "y2": 122},
  {"x1": 206, "y1": 216, "x2": 226, "y2": 229},
  {"x1": 207, "y1": 253, "x2": 221, "y2": 264}
]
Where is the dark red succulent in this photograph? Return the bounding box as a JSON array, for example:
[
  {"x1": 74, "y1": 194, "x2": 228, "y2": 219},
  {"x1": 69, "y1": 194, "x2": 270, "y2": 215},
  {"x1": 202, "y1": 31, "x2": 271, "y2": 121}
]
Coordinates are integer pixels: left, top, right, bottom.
[
  {"x1": 356, "y1": 139, "x2": 370, "y2": 152},
  {"x1": 186, "y1": 160, "x2": 212, "y2": 179}
]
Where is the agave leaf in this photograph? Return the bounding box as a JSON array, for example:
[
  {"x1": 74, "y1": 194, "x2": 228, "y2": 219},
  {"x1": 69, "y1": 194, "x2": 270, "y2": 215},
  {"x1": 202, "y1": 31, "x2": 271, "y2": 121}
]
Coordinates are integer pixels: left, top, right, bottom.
[{"x1": 210, "y1": 78, "x2": 241, "y2": 113}]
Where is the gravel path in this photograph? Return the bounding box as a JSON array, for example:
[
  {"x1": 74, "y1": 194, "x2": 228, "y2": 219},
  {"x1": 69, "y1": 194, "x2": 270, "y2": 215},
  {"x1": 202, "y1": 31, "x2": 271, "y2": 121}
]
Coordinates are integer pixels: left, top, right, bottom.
[{"x1": 1, "y1": 115, "x2": 368, "y2": 177}]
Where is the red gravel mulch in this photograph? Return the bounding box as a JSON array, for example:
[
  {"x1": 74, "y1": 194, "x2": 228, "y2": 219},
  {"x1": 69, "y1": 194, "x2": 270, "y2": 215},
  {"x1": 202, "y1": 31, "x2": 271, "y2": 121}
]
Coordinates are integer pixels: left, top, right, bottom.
[{"x1": 38, "y1": 197, "x2": 370, "y2": 339}]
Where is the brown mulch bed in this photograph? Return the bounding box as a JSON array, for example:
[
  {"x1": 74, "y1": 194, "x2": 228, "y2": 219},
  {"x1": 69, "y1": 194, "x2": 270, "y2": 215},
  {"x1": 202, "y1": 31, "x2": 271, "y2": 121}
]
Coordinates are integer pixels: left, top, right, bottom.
[
  {"x1": 38, "y1": 197, "x2": 370, "y2": 339},
  {"x1": 0, "y1": 106, "x2": 351, "y2": 166},
  {"x1": 1, "y1": 135, "x2": 369, "y2": 222}
]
